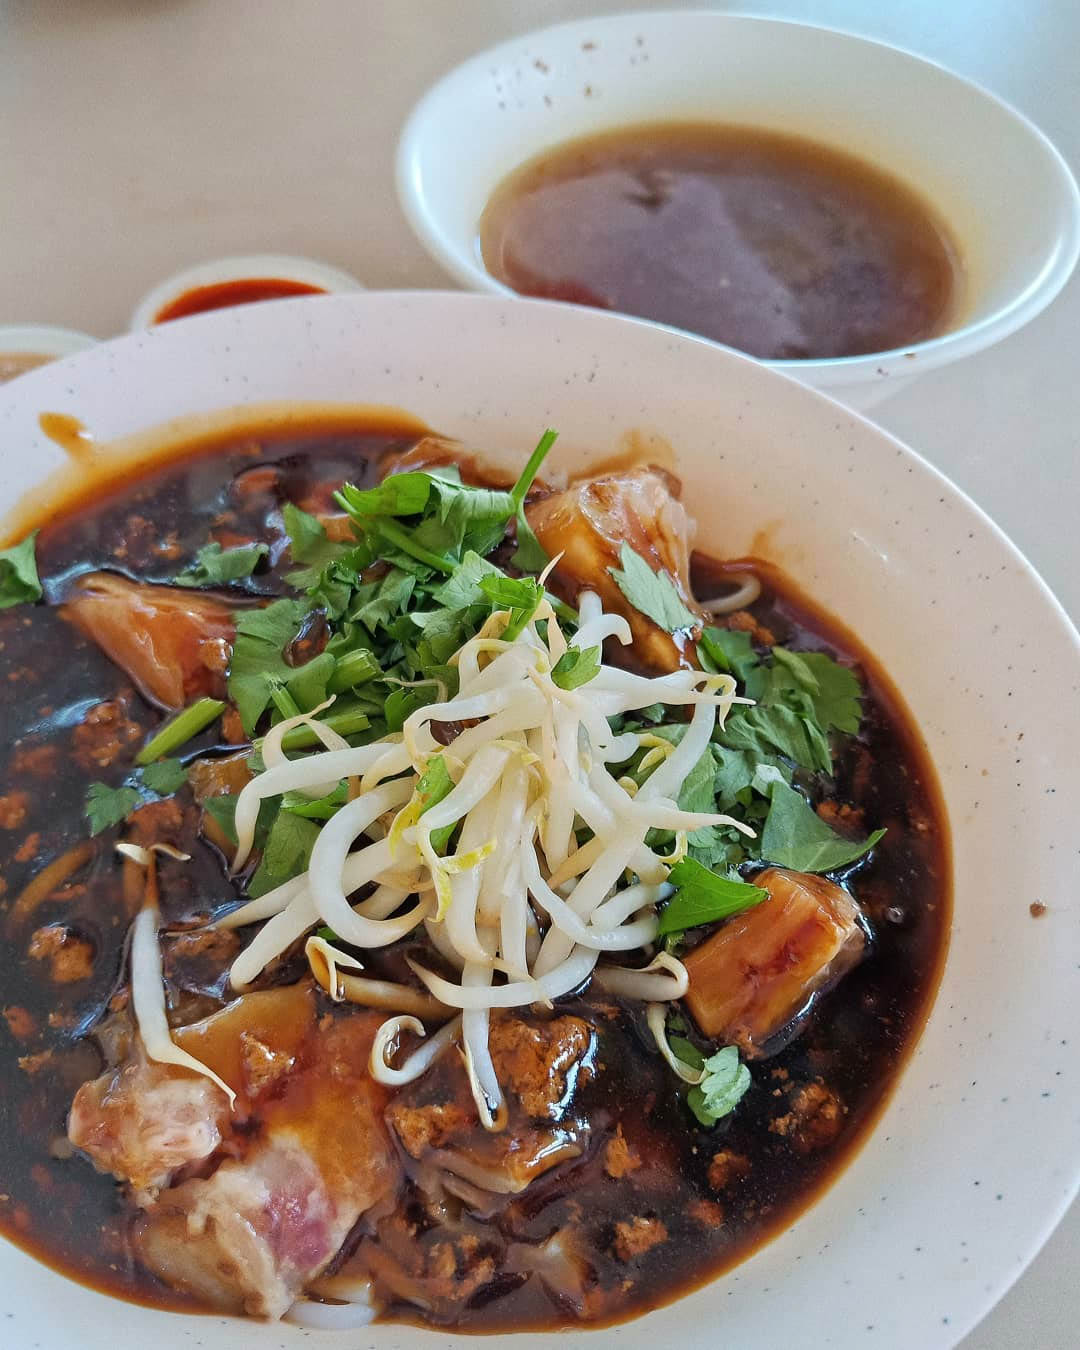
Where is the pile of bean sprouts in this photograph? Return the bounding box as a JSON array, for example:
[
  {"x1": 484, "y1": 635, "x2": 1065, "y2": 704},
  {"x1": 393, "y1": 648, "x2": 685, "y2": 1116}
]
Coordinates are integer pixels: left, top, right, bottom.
[{"x1": 135, "y1": 591, "x2": 755, "y2": 1127}]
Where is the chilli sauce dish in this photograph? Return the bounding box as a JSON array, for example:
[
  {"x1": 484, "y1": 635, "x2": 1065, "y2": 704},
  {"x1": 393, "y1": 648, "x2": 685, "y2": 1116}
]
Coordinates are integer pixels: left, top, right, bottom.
[
  {"x1": 129, "y1": 255, "x2": 363, "y2": 331},
  {"x1": 0, "y1": 291, "x2": 1078, "y2": 1350},
  {"x1": 0, "y1": 419, "x2": 947, "y2": 1329},
  {"x1": 398, "y1": 11, "x2": 1080, "y2": 409}
]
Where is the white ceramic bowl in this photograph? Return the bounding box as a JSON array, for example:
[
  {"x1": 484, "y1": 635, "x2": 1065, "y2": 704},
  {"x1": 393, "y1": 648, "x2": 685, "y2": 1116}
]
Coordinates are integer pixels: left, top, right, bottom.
[
  {"x1": 129, "y1": 253, "x2": 365, "y2": 331},
  {"x1": 1, "y1": 292, "x2": 1078, "y2": 1350},
  {"x1": 397, "y1": 11, "x2": 1080, "y2": 411},
  {"x1": 0, "y1": 323, "x2": 97, "y2": 366}
]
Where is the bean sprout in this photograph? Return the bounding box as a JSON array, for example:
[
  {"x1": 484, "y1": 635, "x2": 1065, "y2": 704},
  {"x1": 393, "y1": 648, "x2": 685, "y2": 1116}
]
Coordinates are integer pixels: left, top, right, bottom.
[{"x1": 220, "y1": 590, "x2": 754, "y2": 1124}]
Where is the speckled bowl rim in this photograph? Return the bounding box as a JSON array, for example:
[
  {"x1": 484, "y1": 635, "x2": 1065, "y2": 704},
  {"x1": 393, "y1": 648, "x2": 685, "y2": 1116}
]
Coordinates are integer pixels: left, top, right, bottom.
[{"x1": 0, "y1": 291, "x2": 1077, "y2": 1350}]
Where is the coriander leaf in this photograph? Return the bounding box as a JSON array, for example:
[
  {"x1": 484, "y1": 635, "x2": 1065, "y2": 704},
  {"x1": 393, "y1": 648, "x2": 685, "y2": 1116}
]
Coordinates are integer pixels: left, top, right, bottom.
[
  {"x1": 760, "y1": 780, "x2": 885, "y2": 872},
  {"x1": 349, "y1": 568, "x2": 416, "y2": 635},
  {"x1": 385, "y1": 685, "x2": 439, "y2": 732},
  {"x1": 698, "y1": 626, "x2": 760, "y2": 683},
  {"x1": 609, "y1": 543, "x2": 698, "y2": 634},
  {"x1": 770, "y1": 646, "x2": 819, "y2": 692},
  {"x1": 228, "y1": 598, "x2": 312, "y2": 734},
  {"x1": 511, "y1": 517, "x2": 550, "y2": 573},
  {"x1": 431, "y1": 551, "x2": 504, "y2": 609},
  {"x1": 718, "y1": 701, "x2": 832, "y2": 775},
  {"x1": 416, "y1": 754, "x2": 454, "y2": 814},
  {"x1": 247, "y1": 812, "x2": 320, "y2": 898},
  {"x1": 712, "y1": 747, "x2": 757, "y2": 807},
  {"x1": 234, "y1": 596, "x2": 311, "y2": 646},
  {"x1": 0, "y1": 531, "x2": 42, "y2": 609},
  {"x1": 140, "y1": 758, "x2": 188, "y2": 795},
  {"x1": 414, "y1": 480, "x2": 515, "y2": 560},
  {"x1": 657, "y1": 858, "x2": 768, "y2": 937},
  {"x1": 282, "y1": 503, "x2": 338, "y2": 564},
  {"x1": 174, "y1": 541, "x2": 268, "y2": 587},
  {"x1": 668, "y1": 1035, "x2": 705, "y2": 1072},
  {"x1": 551, "y1": 645, "x2": 601, "y2": 691},
  {"x1": 335, "y1": 473, "x2": 434, "y2": 519},
  {"x1": 85, "y1": 781, "x2": 139, "y2": 835},
  {"x1": 282, "y1": 783, "x2": 348, "y2": 819},
  {"x1": 677, "y1": 746, "x2": 717, "y2": 817},
  {"x1": 285, "y1": 651, "x2": 336, "y2": 710},
  {"x1": 477, "y1": 573, "x2": 542, "y2": 611},
  {"x1": 687, "y1": 1046, "x2": 752, "y2": 1126},
  {"x1": 202, "y1": 794, "x2": 239, "y2": 845},
  {"x1": 786, "y1": 649, "x2": 862, "y2": 734}
]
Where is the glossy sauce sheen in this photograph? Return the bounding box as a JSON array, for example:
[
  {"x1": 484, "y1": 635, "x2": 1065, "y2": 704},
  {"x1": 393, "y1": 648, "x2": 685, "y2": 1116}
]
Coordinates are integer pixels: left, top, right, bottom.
[
  {"x1": 480, "y1": 122, "x2": 960, "y2": 360},
  {"x1": 153, "y1": 278, "x2": 327, "y2": 323},
  {"x1": 0, "y1": 425, "x2": 949, "y2": 1328}
]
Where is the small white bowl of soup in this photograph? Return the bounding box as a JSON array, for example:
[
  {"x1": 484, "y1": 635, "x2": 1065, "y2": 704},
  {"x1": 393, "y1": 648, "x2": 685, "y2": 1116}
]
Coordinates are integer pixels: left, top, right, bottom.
[
  {"x1": 397, "y1": 12, "x2": 1080, "y2": 410},
  {"x1": 129, "y1": 254, "x2": 364, "y2": 331},
  {"x1": 0, "y1": 325, "x2": 97, "y2": 384}
]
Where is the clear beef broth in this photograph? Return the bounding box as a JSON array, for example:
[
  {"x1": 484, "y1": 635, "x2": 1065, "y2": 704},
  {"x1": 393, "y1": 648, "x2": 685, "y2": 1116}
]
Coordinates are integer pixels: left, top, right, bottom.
[
  {"x1": 0, "y1": 426, "x2": 948, "y2": 1327},
  {"x1": 480, "y1": 121, "x2": 960, "y2": 361}
]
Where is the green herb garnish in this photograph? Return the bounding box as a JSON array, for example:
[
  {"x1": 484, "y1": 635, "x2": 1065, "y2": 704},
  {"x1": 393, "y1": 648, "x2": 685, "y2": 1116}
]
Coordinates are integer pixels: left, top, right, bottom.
[
  {"x1": 687, "y1": 1046, "x2": 752, "y2": 1126},
  {"x1": 760, "y1": 780, "x2": 885, "y2": 872},
  {"x1": 135, "y1": 697, "x2": 226, "y2": 765},
  {"x1": 174, "y1": 541, "x2": 268, "y2": 587},
  {"x1": 550, "y1": 644, "x2": 601, "y2": 691},
  {"x1": 0, "y1": 532, "x2": 42, "y2": 610},
  {"x1": 657, "y1": 859, "x2": 768, "y2": 938},
  {"x1": 608, "y1": 542, "x2": 698, "y2": 634}
]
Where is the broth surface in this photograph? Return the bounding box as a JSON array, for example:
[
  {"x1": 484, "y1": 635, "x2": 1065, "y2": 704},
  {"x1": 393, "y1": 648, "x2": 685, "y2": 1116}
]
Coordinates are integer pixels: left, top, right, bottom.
[
  {"x1": 0, "y1": 422, "x2": 949, "y2": 1327},
  {"x1": 480, "y1": 122, "x2": 960, "y2": 359}
]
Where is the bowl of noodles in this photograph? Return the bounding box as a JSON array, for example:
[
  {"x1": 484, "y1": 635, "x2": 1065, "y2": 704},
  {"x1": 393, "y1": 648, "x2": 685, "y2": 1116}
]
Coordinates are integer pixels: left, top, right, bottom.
[{"x1": 0, "y1": 290, "x2": 1076, "y2": 1350}]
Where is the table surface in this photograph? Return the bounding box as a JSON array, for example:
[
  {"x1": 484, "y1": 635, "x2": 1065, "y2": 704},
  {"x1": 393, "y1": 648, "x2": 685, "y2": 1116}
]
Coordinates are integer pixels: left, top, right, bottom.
[{"x1": 1, "y1": 1, "x2": 1076, "y2": 1345}]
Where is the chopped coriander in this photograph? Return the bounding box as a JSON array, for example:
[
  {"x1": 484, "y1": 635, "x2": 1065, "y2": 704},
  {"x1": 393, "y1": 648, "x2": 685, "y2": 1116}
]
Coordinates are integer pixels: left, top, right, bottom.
[
  {"x1": 85, "y1": 781, "x2": 140, "y2": 835},
  {"x1": 687, "y1": 1047, "x2": 752, "y2": 1126},
  {"x1": 760, "y1": 780, "x2": 885, "y2": 872},
  {"x1": 135, "y1": 697, "x2": 225, "y2": 766},
  {"x1": 698, "y1": 626, "x2": 759, "y2": 683},
  {"x1": 174, "y1": 541, "x2": 268, "y2": 587},
  {"x1": 285, "y1": 651, "x2": 336, "y2": 710},
  {"x1": 0, "y1": 531, "x2": 42, "y2": 610},
  {"x1": 282, "y1": 783, "x2": 349, "y2": 819},
  {"x1": 247, "y1": 812, "x2": 321, "y2": 898},
  {"x1": 551, "y1": 644, "x2": 601, "y2": 691},
  {"x1": 139, "y1": 758, "x2": 188, "y2": 795},
  {"x1": 657, "y1": 859, "x2": 768, "y2": 937},
  {"x1": 228, "y1": 597, "x2": 312, "y2": 734},
  {"x1": 609, "y1": 542, "x2": 699, "y2": 634},
  {"x1": 432, "y1": 551, "x2": 503, "y2": 609}
]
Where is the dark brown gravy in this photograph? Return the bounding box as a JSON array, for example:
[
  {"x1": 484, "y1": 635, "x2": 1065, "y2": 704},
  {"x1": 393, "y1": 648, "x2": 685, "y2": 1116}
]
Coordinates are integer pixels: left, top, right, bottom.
[
  {"x1": 154, "y1": 278, "x2": 326, "y2": 323},
  {"x1": 0, "y1": 422, "x2": 950, "y2": 1329},
  {"x1": 480, "y1": 122, "x2": 961, "y2": 360}
]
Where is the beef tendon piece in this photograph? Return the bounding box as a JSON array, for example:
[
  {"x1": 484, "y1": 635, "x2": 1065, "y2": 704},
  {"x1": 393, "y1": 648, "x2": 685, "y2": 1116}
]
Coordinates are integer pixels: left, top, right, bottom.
[
  {"x1": 387, "y1": 1011, "x2": 596, "y2": 1196},
  {"x1": 525, "y1": 466, "x2": 701, "y2": 671},
  {"x1": 60, "y1": 572, "x2": 235, "y2": 709},
  {"x1": 683, "y1": 868, "x2": 866, "y2": 1055}
]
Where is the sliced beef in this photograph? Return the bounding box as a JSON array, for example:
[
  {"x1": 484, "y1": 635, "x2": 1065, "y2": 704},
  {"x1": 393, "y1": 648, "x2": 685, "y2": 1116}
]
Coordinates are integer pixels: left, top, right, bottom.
[
  {"x1": 136, "y1": 1013, "x2": 395, "y2": 1318},
  {"x1": 68, "y1": 1050, "x2": 229, "y2": 1203},
  {"x1": 61, "y1": 572, "x2": 234, "y2": 709},
  {"x1": 683, "y1": 867, "x2": 866, "y2": 1055},
  {"x1": 525, "y1": 466, "x2": 701, "y2": 671},
  {"x1": 68, "y1": 985, "x2": 397, "y2": 1318}
]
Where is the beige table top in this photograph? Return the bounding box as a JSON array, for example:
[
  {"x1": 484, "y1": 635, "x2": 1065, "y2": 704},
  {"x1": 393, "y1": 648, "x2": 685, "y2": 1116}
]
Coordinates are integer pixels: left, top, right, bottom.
[{"x1": 1, "y1": 1, "x2": 1077, "y2": 1346}]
